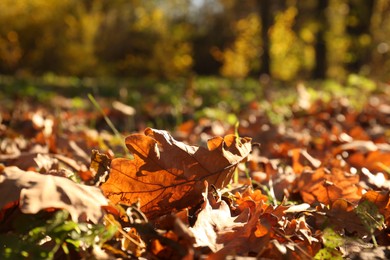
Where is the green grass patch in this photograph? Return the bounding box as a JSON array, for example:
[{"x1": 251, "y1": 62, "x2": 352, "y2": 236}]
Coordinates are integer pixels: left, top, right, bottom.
[{"x1": 0, "y1": 74, "x2": 382, "y2": 129}]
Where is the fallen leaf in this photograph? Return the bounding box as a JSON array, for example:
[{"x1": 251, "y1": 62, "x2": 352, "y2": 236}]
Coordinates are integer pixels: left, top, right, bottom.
[
  {"x1": 336, "y1": 140, "x2": 390, "y2": 154},
  {"x1": 88, "y1": 149, "x2": 112, "y2": 185},
  {"x1": 191, "y1": 183, "x2": 269, "y2": 258},
  {"x1": 361, "y1": 168, "x2": 390, "y2": 189},
  {"x1": 190, "y1": 182, "x2": 249, "y2": 252},
  {"x1": 101, "y1": 128, "x2": 251, "y2": 219},
  {"x1": 360, "y1": 191, "x2": 390, "y2": 226},
  {"x1": 365, "y1": 151, "x2": 390, "y2": 172},
  {"x1": 121, "y1": 227, "x2": 146, "y2": 257},
  {"x1": 283, "y1": 203, "x2": 312, "y2": 214},
  {"x1": 323, "y1": 199, "x2": 370, "y2": 236},
  {"x1": 234, "y1": 187, "x2": 269, "y2": 214},
  {"x1": 0, "y1": 166, "x2": 108, "y2": 223},
  {"x1": 348, "y1": 246, "x2": 390, "y2": 260},
  {"x1": 297, "y1": 168, "x2": 363, "y2": 205}
]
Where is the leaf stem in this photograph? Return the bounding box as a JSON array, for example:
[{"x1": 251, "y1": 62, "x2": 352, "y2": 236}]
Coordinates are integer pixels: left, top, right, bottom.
[
  {"x1": 233, "y1": 121, "x2": 240, "y2": 183},
  {"x1": 88, "y1": 94, "x2": 131, "y2": 157},
  {"x1": 104, "y1": 215, "x2": 144, "y2": 248}
]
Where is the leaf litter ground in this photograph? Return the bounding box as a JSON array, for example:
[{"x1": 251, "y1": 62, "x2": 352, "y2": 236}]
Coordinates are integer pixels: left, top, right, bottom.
[{"x1": 1, "y1": 84, "x2": 390, "y2": 259}]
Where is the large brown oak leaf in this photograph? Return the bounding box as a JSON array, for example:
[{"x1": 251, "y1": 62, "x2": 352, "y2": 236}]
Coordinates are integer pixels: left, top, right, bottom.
[{"x1": 101, "y1": 128, "x2": 252, "y2": 219}]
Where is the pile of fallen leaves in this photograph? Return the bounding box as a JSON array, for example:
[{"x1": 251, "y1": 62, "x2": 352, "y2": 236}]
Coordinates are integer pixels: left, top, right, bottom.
[{"x1": 1, "y1": 84, "x2": 390, "y2": 259}]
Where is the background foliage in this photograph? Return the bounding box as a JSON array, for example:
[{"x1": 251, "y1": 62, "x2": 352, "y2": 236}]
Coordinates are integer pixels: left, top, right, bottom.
[{"x1": 1, "y1": 0, "x2": 390, "y2": 81}]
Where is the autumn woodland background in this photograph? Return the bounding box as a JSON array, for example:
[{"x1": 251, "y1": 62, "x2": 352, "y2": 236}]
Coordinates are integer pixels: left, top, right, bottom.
[
  {"x1": 1, "y1": 0, "x2": 390, "y2": 259},
  {"x1": 1, "y1": 0, "x2": 390, "y2": 81}
]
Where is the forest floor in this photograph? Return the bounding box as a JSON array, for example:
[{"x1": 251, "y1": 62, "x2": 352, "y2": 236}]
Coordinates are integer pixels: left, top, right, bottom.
[{"x1": 1, "y1": 76, "x2": 390, "y2": 259}]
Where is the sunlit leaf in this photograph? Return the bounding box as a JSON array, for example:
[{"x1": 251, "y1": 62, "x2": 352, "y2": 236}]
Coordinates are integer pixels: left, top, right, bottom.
[{"x1": 101, "y1": 128, "x2": 251, "y2": 219}]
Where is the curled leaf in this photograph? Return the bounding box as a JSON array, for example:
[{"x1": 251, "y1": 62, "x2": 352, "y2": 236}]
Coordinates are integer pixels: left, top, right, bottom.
[{"x1": 190, "y1": 182, "x2": 249, "y2": 252}]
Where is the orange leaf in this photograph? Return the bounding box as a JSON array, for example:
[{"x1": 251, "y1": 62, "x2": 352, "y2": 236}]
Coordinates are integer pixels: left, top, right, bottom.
[
  {"x1": 297, "y1": 167, "x2": 362, "y2": 205},
  {"x1": 325, "y1": 199, "x2": 368, "y2": 236},
  {"x1": 101, "y1": 128, "x2": 251, "y2": 219},
  {"x1": 365, "y1": 151, "x2": 390, "y2": 172},
  {"x1": 254, "y1": 222, "x2": 269, "y2": 237},
  {"x1": 361, "y1": 190, "x2": 390, "y2": 225}
]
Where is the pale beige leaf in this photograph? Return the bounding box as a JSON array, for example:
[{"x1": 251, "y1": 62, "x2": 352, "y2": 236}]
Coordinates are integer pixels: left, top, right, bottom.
[
  {"x1": 0, "y1": 166, "x2": 108, "y2": 223},
  {"x1": 189, "y1": 182, "x2": 249, "y2": 252}
]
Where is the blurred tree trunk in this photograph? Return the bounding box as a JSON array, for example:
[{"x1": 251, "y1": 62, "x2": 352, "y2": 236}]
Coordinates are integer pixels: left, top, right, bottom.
[
  {"x1": 346, "y1": 0, "x2": 374, "y2": 73},
  {"x1": 369, "y1": 0, "x2": 390, "y2": 79},
  {"x1": 259, "y1": 0, "x2": 271, "y2": 75},
  {"x1": 313, "y1": 0, "x2": 328, "y2": 79}
]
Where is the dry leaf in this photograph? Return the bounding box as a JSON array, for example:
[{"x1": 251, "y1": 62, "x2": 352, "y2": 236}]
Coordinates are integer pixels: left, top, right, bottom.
[
  {"x1": 208, "y1": 200, "x2": 269, "y2": 258},
  {"x1": 0, "y1": 166, "x2": 108, "y2": 223},
  {"x1": 89, "y1": 149, "x2": 112, "y2": 185},
  {"x1": 190, "y1": 183, "x2": 270, "y2": 259},
  {"x1": 283, "y1": 203, "x2": 312, "y2": 214},
  {"x1": 190, "y1": 182, "x2": 249, "y2": 252},
  {"x1": 101, "y1": 128, "x2": 251, "y2": 219},
  {"x1": 360, "y1": 191, "x2": 390, "y2": 226},
  {"x1": 297, "y1": 167, "x2": 363, "y2": 205},
  {"x1": 190, "y1": 182, "x2": 269, "y2": 258},
  {"x1": 323, "y1": 199, "x2": 369, "y2": 236}
]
